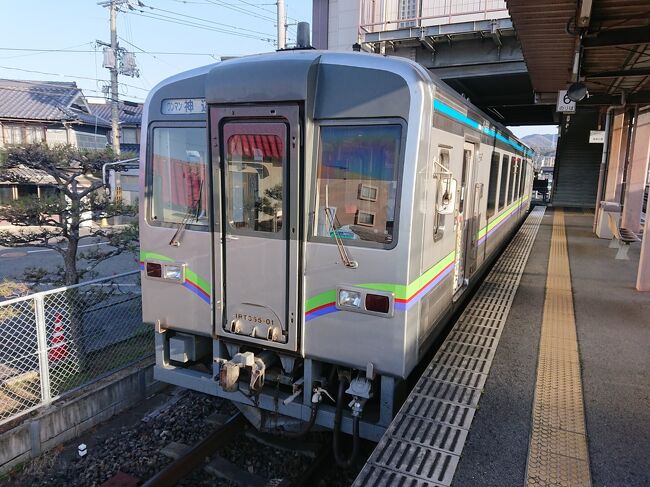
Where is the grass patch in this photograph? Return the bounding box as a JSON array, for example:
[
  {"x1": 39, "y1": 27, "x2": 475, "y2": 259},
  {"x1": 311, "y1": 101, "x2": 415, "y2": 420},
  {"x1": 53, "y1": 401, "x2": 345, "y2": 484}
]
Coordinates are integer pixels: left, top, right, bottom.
[{"x1": 50, "y1": 332, "x2": 153, "y2": 396}]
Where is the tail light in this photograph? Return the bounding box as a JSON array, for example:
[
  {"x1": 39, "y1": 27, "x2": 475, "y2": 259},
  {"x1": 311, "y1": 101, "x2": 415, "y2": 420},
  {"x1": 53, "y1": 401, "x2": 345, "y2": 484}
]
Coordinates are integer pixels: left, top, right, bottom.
[
  {"x1": 365, "y1": 294, "x2": 390, "y2": 314},
  {"x1": 146, "y1": 262, "x2": 162, "y2": 278}
]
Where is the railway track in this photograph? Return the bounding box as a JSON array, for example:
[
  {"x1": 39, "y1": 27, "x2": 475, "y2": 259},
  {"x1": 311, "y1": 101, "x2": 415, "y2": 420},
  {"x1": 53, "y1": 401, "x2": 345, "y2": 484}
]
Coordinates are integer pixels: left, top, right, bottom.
[{"x1": 130, "y1": 412, "x2": 333, "y2": 487}]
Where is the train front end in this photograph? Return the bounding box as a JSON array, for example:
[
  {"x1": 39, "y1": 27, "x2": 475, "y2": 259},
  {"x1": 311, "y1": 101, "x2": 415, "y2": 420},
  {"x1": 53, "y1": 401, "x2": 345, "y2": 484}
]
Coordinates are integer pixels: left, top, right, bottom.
[{"x1": 140, "y1": 51, "x2": 432, "y2": 441}]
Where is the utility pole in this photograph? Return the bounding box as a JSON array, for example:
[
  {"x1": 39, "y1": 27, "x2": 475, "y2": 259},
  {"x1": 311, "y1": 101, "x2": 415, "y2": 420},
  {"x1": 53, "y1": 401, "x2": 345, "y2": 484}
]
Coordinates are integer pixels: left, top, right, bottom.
[
  {"x1": 109, "y1": 1, "x2": 121, "y2": 157},
  {"x1": 277, "y1": 0, "x2": 286, "y2": 49},
  {"x1": 99, "y1": 0, "x2": 131, "y2": 157}
]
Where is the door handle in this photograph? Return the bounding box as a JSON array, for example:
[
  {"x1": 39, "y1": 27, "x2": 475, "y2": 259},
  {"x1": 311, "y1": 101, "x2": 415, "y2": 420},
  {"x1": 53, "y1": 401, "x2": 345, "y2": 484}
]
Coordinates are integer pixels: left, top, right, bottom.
[{"x1": 225, "y1": 235, "x2": 239, "y2": 241}]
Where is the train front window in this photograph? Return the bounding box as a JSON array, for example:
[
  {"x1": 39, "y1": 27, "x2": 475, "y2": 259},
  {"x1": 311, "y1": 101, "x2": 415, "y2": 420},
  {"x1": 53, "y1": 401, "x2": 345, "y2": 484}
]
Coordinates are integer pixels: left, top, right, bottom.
[
  {"x1": 151, "y1": 127, "x2": 208, "y2": 227},
  {"x1": 224, "y1": 122, "x2": 286, "y2": 233},
  {"x1": 315, "y1": 124, "x2": 401, "y2": 246}
]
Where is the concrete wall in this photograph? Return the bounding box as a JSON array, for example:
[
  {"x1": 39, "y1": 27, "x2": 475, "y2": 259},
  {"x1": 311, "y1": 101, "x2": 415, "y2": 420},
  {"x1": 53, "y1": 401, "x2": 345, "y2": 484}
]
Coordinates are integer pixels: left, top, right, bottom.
[
  {"x1": 0, "y1": 361, "x2": 161, "y2": 475},
  {"x1": 327, "y1": 0, "x2": 361, "y2": 50}
]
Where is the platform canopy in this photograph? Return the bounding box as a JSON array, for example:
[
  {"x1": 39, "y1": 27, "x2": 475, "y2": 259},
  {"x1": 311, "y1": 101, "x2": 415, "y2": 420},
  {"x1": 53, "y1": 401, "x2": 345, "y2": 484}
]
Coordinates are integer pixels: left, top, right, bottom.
[{"x1": 507, "y1": 0, "x2": 650, "y2": 104}]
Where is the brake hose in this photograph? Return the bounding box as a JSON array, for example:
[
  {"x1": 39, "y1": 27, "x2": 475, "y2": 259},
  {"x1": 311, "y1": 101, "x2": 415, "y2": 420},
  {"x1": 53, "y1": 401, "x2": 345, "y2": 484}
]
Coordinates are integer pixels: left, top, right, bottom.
[{"x1": 333, "y1": 376, "x2": 360, "y2": 468}]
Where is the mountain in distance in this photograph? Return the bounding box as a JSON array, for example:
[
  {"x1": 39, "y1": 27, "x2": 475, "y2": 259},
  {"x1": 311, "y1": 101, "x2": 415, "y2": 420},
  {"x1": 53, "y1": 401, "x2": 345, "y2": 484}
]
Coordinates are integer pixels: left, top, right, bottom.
[{"x1": 521, "y1": 133, "x2": 557, "y2": 157}]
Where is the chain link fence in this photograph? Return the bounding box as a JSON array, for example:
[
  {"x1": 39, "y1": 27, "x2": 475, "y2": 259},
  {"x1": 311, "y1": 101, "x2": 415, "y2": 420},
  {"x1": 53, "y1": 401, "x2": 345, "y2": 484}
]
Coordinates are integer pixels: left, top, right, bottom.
[{"x1": 0, "y1": 271, "x2": 151, "y2": 426}]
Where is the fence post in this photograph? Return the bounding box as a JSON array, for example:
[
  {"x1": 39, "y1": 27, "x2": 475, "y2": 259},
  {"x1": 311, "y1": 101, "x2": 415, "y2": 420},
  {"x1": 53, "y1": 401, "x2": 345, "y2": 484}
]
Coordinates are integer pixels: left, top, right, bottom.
[{"x1": 34, "y1": 295, "x2": 52, "y2": 407}]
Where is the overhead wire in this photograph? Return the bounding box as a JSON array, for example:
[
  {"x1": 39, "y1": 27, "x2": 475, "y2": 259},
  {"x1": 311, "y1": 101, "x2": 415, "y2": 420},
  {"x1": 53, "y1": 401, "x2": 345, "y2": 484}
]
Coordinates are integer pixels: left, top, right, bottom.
[
  {"x1": 0, "y1": 47, "x2": 225, "y2": 56},
  {"x1": 136, "y1": 2, "x2": 275, "y2": 37},
  {"x1": 0, "y1": 65, "x2": 148, "y2": 98},
  {"x1": 123, "y1": 9, "x2": 274, "y2": 43}
]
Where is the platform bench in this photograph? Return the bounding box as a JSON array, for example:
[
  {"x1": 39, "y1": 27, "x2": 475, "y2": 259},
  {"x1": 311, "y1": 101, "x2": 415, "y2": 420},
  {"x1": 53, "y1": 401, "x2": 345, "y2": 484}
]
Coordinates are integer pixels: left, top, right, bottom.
[{"x1": 607, "y1": 212, "x2": 641, "y2": 260}]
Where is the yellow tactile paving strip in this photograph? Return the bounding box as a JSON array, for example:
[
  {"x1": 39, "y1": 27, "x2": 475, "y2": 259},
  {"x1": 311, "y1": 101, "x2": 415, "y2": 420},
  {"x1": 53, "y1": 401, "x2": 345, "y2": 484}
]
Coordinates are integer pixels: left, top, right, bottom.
[{"x1": 525, "y1": 209, "x2": 591, "y2": 487}]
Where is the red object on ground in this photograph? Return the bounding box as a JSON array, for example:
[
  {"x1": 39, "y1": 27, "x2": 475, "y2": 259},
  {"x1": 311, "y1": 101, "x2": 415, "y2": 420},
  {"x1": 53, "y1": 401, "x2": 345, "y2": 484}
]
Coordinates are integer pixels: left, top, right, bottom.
[{"x1": 48, "y1": 312, "x2": 69, "y2": 361}]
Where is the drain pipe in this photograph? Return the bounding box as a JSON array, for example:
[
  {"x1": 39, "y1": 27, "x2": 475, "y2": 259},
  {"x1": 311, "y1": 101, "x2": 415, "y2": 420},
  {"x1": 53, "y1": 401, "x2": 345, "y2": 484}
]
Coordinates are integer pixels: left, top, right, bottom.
[{"x1": 593, "y1": 92, "x2": 626, "y2": 232}]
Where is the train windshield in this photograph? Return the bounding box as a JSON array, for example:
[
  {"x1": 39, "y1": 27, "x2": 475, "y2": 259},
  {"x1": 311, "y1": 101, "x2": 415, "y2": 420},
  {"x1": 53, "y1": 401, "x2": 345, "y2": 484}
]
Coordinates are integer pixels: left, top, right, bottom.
[
  {"x1": 315, "y1": 124, "x2": 401, "y2": 246},
  {"x1": 150, "y1": 127, "x2": 208, "y2": 227}
]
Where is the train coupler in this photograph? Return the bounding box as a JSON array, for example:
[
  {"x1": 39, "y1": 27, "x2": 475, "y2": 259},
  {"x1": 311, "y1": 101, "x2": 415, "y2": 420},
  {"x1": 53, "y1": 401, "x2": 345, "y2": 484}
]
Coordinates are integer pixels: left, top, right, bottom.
[{"x1": 218, "y1": 351, "x2": 277, "y2": 393}]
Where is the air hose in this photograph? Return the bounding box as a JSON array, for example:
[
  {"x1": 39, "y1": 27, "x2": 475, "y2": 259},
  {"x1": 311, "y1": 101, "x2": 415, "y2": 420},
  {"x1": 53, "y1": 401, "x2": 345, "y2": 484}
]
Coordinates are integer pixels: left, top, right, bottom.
[
  {"x1": 333, "y1": 376, "x2": 360, "y2": 468},
  {"x1": 282, "y1": 398, "x2": 320, "y2": 438}
]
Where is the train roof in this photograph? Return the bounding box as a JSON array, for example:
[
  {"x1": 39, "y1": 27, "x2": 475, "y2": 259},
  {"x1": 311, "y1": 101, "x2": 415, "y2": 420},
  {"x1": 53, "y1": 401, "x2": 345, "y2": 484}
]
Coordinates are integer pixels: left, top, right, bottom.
[{"x1": 146, "y1": 50, "x2": 531, "y2": 156}]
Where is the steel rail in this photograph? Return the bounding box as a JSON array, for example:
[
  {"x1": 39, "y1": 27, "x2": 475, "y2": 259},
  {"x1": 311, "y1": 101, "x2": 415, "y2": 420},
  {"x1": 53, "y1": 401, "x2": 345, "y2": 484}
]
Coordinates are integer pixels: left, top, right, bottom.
[{"x1": 141, "y1": 412, "x2": 245, "y2": 487}]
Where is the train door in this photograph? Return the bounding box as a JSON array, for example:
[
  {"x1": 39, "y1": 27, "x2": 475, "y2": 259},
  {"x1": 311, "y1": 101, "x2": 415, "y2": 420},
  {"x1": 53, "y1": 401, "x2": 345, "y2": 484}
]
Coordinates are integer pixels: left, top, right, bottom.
[
  {"x1": 210, "y1": 105, "x2": 300, "y2": 352},
  {"x1": 453, "y1": 142, "x2": 475, "y2": 295}
]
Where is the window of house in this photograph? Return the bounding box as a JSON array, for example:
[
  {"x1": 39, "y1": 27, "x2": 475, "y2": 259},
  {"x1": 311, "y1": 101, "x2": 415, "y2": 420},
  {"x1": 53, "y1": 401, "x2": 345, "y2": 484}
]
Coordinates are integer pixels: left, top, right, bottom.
[
  {"x1": 3, "y1": 125, "x2": 23, "y2": 145},
  {"x1": 150, "y1": 127, "x2": 208, "y2": 227},
  {"x1": 315, "y1": 124, "x2": 401, "y2": 247},
  {"x1": 0, "y1": 186, "x2": 14, "y2": 205},
  {"x1": 498, "y1": 154, "x2": 509, "y2": 210},
  {"x1": 486, "y1": 152, "x2": 500, "y2": 218},
  {"x1": 26, "y1": 126, "x2": 45, "y2": 144},
  {"x1": 39, "y1": 186, "x2": 60, "y2": 200},
  {"x1": 16, "y1": 185, "x2": 37, "y2": 199},
  {"x1": 121, "y1": 128, "x2": 137, "y2": 144},
  {"x1": 75, "y1": 132, "x2": 108, "y2": 150}
]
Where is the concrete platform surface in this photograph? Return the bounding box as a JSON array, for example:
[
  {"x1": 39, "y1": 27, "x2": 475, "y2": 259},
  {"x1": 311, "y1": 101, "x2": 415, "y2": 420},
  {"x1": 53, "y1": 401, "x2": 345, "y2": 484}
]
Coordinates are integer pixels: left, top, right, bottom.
[{"x1": 454, "y1": 209, "x2": 650, "y2": 486}]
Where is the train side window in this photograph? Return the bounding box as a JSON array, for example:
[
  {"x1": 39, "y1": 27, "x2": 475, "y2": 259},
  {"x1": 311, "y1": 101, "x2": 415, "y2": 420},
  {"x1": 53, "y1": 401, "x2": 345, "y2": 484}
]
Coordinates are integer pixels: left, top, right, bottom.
[
  {"x1": 433, "y1": 149, "x2": 450, "y2": 241},
  {"x1": 509, "y1": 157, "x2": 518, "y2": 204},
  {"x1": 486, "y1": 152, "x2": 500, "y2": 219},
  {"x1": 315, "y1": 124, "x2": 401, "y2": 247},
  {"x1": 498, "y1": 154, "x2": 509, "y2": 210},
  {"x1": 519, "y1": 161, "x2": 527, "y2": 197},
  {"x1": 150, "y1": 127, "x2": 208, "y2": 227}
]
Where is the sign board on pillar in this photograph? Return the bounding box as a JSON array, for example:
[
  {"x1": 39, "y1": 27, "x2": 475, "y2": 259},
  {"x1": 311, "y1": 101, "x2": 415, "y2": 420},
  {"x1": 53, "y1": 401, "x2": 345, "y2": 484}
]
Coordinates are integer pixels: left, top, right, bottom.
[
  {"x1": 589, "y1": 130, "x2": 605, "y2": 143},
  {"x1": 556, "y1": 90, "x2": 576, "y2": 113}
]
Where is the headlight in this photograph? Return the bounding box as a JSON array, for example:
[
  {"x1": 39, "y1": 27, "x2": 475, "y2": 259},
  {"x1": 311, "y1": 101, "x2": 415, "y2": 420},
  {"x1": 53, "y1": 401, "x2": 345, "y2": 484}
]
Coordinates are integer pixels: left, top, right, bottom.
[
  {"x1": 163, "y1": 264, "x2": 184, "y2": 282},
  {"x1": 338, "y1": 289, "x2": 361, "y2": 308}
]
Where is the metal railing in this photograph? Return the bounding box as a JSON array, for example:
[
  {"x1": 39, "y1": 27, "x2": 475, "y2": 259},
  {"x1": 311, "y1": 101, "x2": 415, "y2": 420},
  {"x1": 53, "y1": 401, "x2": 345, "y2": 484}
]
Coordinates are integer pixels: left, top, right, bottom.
[
  {"x1": 360, "y1": 0, "x2": 509, "y2": 33},
  {"x1": 0, "y1": 271, "x2": 151, "y2": 425}
]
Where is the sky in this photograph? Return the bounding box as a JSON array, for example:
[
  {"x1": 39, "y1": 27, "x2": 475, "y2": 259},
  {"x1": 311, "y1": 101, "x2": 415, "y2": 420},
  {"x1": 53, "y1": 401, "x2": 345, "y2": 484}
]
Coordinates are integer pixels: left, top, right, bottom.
[
  {"x1": 0, "y1": 0, "x2": 312, "y2": 103},
  {"x1": 508, "y1": 125, "x2": 558, "y2": 139},
  {"x1": 0, "y1": 1, "x2": 558, "y2": 139}
]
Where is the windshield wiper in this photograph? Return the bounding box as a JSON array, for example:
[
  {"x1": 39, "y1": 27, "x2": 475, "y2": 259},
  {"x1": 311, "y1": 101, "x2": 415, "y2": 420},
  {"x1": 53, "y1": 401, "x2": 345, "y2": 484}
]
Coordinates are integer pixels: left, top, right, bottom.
[
  {"x1": 169, "y1": 181, "x2": 203, "y2": 247},
  {"x1": 324, "y1": 184, "x2": 357, "y2": 268}
]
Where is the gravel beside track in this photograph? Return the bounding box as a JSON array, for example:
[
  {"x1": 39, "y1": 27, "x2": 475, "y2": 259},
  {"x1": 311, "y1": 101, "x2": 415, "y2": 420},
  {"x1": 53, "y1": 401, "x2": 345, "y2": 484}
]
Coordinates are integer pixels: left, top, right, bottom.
[{"x1": 0, "y1": 388, "x2": 371, "y2": 486}]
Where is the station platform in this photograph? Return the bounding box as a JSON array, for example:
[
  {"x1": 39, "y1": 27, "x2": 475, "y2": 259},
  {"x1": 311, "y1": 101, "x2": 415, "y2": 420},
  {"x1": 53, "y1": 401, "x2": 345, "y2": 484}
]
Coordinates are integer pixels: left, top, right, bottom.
[{"x1": 355, "y1": 207, "x2": 650, "y2": 487}]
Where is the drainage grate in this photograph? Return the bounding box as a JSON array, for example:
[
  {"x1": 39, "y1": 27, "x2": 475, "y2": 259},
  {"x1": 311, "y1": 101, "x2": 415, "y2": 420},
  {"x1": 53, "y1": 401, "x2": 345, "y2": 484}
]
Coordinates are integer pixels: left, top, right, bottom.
[{"x1": 354, "y1": 207, "x2": 546, "y2": 486}]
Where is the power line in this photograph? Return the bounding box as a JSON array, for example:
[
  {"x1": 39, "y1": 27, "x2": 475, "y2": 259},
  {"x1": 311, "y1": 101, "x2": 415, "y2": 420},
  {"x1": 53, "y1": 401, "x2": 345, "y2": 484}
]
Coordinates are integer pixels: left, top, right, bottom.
[
  {"x1": 124, "y1": 9, "x2": 274, "y2": 43},
  {"x1": 0, "y1": 65, "x2": 148, "y2": 97},
  {"x1": 136, "y1": 2, "x2": 275, "y2": 37},
  {"x1": 0, "y1": 47, "x2": 222, "y2": 56},
  {"x1": 204, "y1": 0, "x2": 277, "y2": 23}
]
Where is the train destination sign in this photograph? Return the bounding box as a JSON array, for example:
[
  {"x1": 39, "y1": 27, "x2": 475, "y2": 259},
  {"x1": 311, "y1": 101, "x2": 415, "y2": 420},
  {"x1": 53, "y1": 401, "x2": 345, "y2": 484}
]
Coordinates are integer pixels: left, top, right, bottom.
[{"x1": 161, "y1": 98, "x2": 207, "y2": 115}]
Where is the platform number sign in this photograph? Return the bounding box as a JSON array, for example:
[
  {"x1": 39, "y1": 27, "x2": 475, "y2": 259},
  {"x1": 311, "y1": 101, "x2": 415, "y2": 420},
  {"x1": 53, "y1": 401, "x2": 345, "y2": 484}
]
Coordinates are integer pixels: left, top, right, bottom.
[{"x1": 556, "y1": 90, "x2": 576, "y2": 114}]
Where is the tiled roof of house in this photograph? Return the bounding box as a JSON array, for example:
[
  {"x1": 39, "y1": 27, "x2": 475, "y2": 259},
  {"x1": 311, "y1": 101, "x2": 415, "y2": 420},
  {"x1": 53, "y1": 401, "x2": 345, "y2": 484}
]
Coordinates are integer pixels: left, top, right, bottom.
[
  {"x1": 0, "y1": 80, "x2": 142, "y2": 127},
  {"x1": 0, "y1": 80, "x2": 80, "y2": 121},
  {"x1": 88, "y1": 101, "x2": 143, "y2": 126},
  {"x1": 1, "y1": 164, "x2": 57, "y2": 185}
]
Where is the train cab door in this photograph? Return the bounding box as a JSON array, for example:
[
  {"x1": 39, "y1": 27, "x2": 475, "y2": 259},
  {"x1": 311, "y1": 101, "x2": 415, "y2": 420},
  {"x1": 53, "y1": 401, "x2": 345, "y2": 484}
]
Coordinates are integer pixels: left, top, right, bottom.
[
  {"x1": 453, "y1": 142, "x2": 476, "y2": 296},
  {"x1": 210, "y1": 105, "x2": 300, "y2": 353}
]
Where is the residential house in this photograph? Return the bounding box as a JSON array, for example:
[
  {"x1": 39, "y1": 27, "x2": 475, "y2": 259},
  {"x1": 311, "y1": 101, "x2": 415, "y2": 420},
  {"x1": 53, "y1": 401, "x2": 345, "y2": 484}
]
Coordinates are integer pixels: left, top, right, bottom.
[{"x1": 0, "y1": 79, "x2": 142, "y2": 209}]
